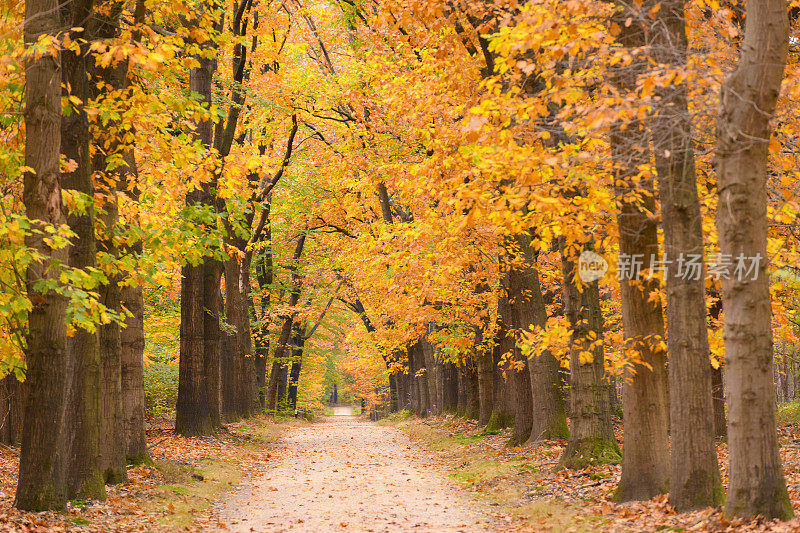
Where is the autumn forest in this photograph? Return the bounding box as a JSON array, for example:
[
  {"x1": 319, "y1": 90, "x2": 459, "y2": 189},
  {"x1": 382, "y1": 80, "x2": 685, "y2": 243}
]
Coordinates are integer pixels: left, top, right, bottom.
[{"x1": 3, "y1": 0, "x2": 800, "y2": 530}]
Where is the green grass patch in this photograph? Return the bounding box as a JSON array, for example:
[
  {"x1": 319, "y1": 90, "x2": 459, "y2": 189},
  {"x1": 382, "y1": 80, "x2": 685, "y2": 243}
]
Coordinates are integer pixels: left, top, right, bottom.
[{"x1": 777, "y1": 400, "x2": 800, "y2": 425}]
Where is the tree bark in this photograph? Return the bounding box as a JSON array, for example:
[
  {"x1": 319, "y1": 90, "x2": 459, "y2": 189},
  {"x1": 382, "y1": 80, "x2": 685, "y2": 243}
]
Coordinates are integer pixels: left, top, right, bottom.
[
  {"x1": 0, "y1": 375, "x2": 25, "y2": 446},
  {"x1": 420, "y1": 331, "x2": 440, "y2": 415},
  {"x1": 607, "y1": 2, "x2": 670, "y2": 501},
  {"x1": 711, "y1": 366, "x2": 727, "y2": 438},
  {"x1": 287, "y1": 327, "x2": 305, "y2": 410},
  {"x1": 60, "y1": 0, "x2": 106, "y2": 501},
  {"x1": 716, "y1": 0, "x2": 791, "y2": 519},
  {"x1": 510, "y1": 235, "x2": 569, "y2": 442},
  {"x1": 16, "y1": 0, "x2": 69, "y2": 509},
  {"x1": 118, "y1": 0, "x2": 149, "y2": 466},
  {"x1": 410, "y1": 340, "x2": 429, "y2": 416},
  {"x1": 486, "y1": 317, "x2": 515, "y2": 433},
  {"x1": 474, "y1": 326, "x2": 493, "y2": 425},
  {"x1": 120, "y1": 281, "x2": 149, "y2": 463},
  {"x1": 649, "y1": 0, "x2": 723, "y2": 510},
  {"x1": 176, "y1": 37, "x2": 220, "y2": 436},
  {"x1": 90, "y1": 0, "x2": 129, "y2": 485},
  {"x1": 502, "y1": 262, "x2": 534, "y2": 446},
  {"x1": 558, "y1": 241, "x2": 620, "y2": 469}
]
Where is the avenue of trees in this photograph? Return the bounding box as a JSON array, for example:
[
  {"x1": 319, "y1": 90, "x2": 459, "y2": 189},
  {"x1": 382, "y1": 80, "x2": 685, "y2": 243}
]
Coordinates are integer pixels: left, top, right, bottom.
[{"x1": 3, "y1": 0, "x2": 800, "y2": 523}]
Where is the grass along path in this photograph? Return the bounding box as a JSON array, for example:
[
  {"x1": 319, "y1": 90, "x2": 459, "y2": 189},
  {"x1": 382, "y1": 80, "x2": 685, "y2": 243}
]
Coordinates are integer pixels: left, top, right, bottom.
[{"x1": 387, "y1": 414, "x2": 800, "y2": 532}]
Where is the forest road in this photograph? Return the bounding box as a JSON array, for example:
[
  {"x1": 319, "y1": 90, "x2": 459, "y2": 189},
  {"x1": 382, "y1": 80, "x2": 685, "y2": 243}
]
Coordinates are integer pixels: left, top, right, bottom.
[{"x1": 213, "y1": 412, "x2": 500, "y2": 532}]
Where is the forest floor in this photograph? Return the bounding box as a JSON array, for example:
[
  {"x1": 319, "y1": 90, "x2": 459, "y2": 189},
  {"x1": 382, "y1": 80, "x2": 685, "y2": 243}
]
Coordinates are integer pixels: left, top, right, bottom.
[
  {"x1": 213, "y1": 406, "x2": 504, "y2": 531},
  {"x1": 389, "y1": 414, "x2": 800, "y2": 532},
  {"x1": 6, "y1": 411, "x2": 800, "y2": 531},
  {"x1": 0, "y1": 414, "x2": 294, "y2": 531}
]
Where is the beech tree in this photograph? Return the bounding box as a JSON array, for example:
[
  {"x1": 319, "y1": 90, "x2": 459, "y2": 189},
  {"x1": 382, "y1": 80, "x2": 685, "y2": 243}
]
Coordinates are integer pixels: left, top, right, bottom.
[
  {"x1": 610, "y1": 0, "x2": 669, "y2": 502},
  {"x1": 716, "y1": 0, "x2": 792, "y2": 519},
  {"x1": 15, "y1": 0, "x2": 70, "y2": 512}
]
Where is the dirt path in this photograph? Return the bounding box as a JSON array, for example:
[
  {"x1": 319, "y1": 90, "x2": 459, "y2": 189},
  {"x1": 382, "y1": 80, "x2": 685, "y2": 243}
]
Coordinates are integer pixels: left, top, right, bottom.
[{"x1": 213, "y1": 410, "x2": 499, "y2": 532}]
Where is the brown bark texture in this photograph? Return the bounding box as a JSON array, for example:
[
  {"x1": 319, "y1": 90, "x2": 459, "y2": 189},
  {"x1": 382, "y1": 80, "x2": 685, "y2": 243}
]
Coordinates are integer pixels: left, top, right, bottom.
[
  {"x1": 716, "y1": 0, "x2": 791, "y2": 519},
  {"x1": 649, "y1": 0, "x2": 723, "y2": 510},
  {"x1": 16, "y1": 0, "x2": 69, "y2": 509},
  {"x1": 558, "y1": 242, "x2": 620, "y2": 470},
  {"x1": 609, "y1": 1, "x2": 669, "y2": 501}
]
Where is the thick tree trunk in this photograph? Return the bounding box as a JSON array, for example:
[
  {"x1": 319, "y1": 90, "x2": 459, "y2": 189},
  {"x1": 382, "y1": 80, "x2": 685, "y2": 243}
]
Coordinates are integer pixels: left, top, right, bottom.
[
  {"x1": 176, "y1": 261, "x2": 213, "y2": 435},
  {"x1": 558, "y1": 242, "x2": 620, "y2": 469},
  {"x1": 388, "y1": 374, "x2": 399, "y2": 413},
  {"x1": 203, "y1": 264, "x2": 222, "y2": 427},
  {"x1": 650, "y1": 0, "x2": 723, "y2": 510},
  {"x1": 506, "y1": 234, "x2": 568, "y2": 442},
  {"x1": 0, "y1": 375, "x2": 25, "y2": 446},
  {"x1": 60, "y1": 0, "x2": 106, "y2": 500},
  {"x1": 90, "y1": 5, "x2": 128, "y2": 483},
  {"x1": 176, "y1": 44, "x2": 220, "y2": 436},
  {"x1": 420, "y1": 333, "x2": 440, "y2": 414},
  {"x1": 501, "y1": 263, "x2": 534, "y2": 446},
  {"x1": 120, "y1": 283, "x2": 149, "y2": 463},
  {"x1": 287, "y1": 329, "x2": 305, "y2": 410},
  {"x1": 442, "y1": 363, "x2": 459, "y2": 413},
  {"x1": 221, "y1": 327, "x2": 237, "y2": 419},
  {"x1": 456, "y1": 365, "x2": 468, "y2": 416},
  {"x1": 410, "y1": 340, "x2": 429, "y2": 416},
  {"x1": 223, "y1": 254, "x2": 255, "y2": 420},
  {"x1": 97, "y1": 239, "x2": 126, "y2": 483},
  {"x1": 16, "y1": 1, "x2": 69, "y2": 506},
  {"x1": 607, "y1": 3, "x2": 669, "y2": 501},
  {"x1": 116, "y1": 0, "x2": 149, "y2": 466},
  {"x1": 475, "y1": 327, "x2": 494, "y2": 425},
  {"x1": 277, "y1": 361, "x2": 289, "y2": 405},
  {"x1": 486, "y1": 319, "x2": 515, "y2": 433},
  {"x1": 458, "y1": 363, "x2": 480, "y2": 420},
  {"x1": 716, "y1": 0, "x2": 791, "y2": 519}
]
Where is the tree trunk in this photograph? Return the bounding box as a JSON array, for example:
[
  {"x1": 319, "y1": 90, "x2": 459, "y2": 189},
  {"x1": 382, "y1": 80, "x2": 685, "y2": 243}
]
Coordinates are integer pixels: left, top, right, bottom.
[
  {"x1": 16, "y1": 0, "x2": 69, "y2": 506},
  {"x1": 97, "y1": 227, "x2": 126, "y2": 483},
  {"x1": 502, "y1": 262, "x2": 534, "y2": 446},
  {"x1": 487, "y1": 318, "x2": 515, "y2": 433},
  {"x1": 443, "y1": 362, "x2": 459, "y2": 413},
  {"x1": 120, "y1": 282, "x2": 149, "y2": 464},
  {"x1": 459, "y1": 363, "x2": 480, "y2": 420},
  {"x1": 716, "y1": 0, "x2": 791, "y2": 519},
  {"x1": 0, "y1": 375, "x2": 25, "y2": 446},
  {"x1": 475, "y1": 326, "x2": 494, "y2": 425},
  {"x1": 277, "y1": 361, "x2": 289, "y2": 406},
  {"x1": 711, "y1": 366, "x2": 727, "y2": 438},
  {"x1": 266, "y1": 321, "x2": 293, "y2": 410},
  {"x1": 607, "y1": 2, "x2": 669, "y2": 501},
  {"x1": 176, "y1": 43, "x2": 219, "y2": 436},
  {"x1": 506, "y1": 233, "x2": 568, "y2": 442},
  {"x1": 287, "y1": 328, "x2": 305, "y2": 410},
  {"x1": 176, "y1": 261, "x2": 213, "y2": 435},
  {"x1": 60, "y1": 0, "x2": 106, "y2": 500},
  {"x1": 223, "y1": 254, "x2": 254, "y2": 420},
  {"x1": 90, "y1": 3, "x2": 129, "y2": 484},
  {"x1": 650, "y1": 0, "x2": 723, "y2": 510},
  {"x1": 420, "y1": 333, "x2": 440, "y2": 415},
  {"x1": 410, "y1": 340, "x2": 429, "y2": 416},
  {"x1": 117, "y1": 0, "x2": 149, "y2": 466},
  {"x1": 558, "y1": 241, "x2": 620, "y2": 469}
]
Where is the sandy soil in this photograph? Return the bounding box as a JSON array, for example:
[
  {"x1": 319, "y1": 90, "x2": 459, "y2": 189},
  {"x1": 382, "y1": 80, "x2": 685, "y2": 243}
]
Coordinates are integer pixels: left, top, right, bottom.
[{"x1": 213, "y1": 408, "x2": 498, "y2": 532}]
